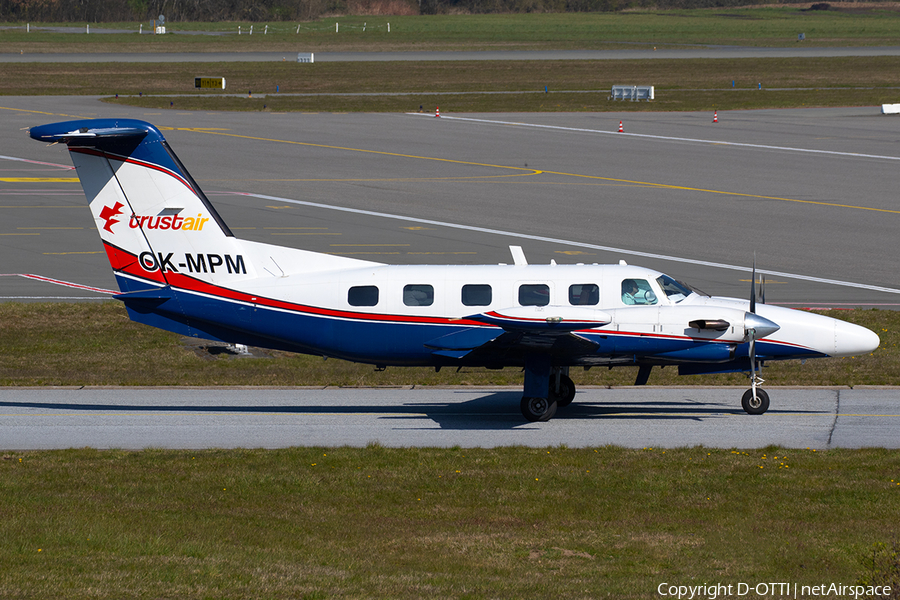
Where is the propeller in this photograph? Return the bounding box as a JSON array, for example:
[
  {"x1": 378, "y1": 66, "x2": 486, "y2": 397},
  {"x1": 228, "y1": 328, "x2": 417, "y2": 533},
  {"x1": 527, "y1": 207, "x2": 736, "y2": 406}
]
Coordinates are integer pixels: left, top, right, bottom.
[{"x1": 745, "y1": 256, "x2": 778, "y2": 404}]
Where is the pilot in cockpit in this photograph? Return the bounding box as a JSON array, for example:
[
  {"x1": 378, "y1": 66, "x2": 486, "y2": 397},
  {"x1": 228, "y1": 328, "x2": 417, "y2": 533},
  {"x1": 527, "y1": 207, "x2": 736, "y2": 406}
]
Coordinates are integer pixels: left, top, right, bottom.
[{"x1": 621, "y1": 279, "x2": 656, "y2": 305}]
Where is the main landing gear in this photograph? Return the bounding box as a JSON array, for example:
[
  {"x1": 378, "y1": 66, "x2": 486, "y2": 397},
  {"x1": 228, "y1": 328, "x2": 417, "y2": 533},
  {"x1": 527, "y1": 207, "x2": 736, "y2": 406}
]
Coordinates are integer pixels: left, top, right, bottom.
[
  {"x1": 520, "y1": 357, "x2": 575, "y2": 422},
  {"x1": 520, "y1": 372, "x2": 576, "y2": 422},
  {"x1": 521, "y1": 395, "x2": 557, "y2": 422}
]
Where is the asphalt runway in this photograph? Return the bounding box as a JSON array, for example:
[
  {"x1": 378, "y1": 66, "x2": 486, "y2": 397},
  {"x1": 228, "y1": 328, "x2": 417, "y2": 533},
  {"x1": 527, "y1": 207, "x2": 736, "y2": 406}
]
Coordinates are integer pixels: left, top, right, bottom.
[
  {"x1": 2, "y1": 386, "x2": 897, "y2": 450},
  {"x1": 2, "y1": 96, "x2": 900, "y2": 306}
]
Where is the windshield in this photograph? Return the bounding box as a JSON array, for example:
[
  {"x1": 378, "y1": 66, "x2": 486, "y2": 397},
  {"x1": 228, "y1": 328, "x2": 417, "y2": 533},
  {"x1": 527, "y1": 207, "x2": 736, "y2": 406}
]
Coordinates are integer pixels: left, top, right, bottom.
[{"x1": 656, "y1": 275, "x2": 704, "y2": 303}]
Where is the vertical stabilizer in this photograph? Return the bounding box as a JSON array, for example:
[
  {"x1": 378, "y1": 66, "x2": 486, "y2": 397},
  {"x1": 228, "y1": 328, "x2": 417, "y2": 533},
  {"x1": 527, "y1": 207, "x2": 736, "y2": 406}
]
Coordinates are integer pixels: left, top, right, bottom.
[{"x1": 29, "y1": 119, "x2": 252, "y2": 294}]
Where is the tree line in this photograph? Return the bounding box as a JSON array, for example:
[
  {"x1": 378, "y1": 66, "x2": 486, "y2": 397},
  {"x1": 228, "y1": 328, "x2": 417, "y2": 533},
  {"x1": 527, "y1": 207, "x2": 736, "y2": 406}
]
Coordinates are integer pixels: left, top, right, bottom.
[{"x1": 0, "y1": 0, "x2": 823, "y2": 21}]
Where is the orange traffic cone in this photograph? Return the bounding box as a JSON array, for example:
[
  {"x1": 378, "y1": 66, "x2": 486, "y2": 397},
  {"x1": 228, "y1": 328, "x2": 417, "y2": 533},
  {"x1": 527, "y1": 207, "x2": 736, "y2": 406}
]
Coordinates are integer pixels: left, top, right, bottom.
[
  {"x1": 713, "y1": 110, "x2": 718, "y2": 123},
  {"x1": 618, "y1": 120, "x2": 623, "y2": 133},
  {"x1": 435, "y1": 106, "x2": 440, "y2": 118}
]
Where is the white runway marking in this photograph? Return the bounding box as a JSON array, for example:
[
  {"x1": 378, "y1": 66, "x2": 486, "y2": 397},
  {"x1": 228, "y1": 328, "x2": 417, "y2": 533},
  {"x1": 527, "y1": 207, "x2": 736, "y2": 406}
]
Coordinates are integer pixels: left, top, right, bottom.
[
  {"x1": 0, "y1": 154, "x2": 73, "y2": 168},
  {"x1": 0, "y1": 273, "x2": 115, "y2": 294},
  {"x1": 414, "y1": 114, "x2": 900, "y2": 162},
  {"x1": 238, "y1": 192, "x2": 900, "y2": 296}
]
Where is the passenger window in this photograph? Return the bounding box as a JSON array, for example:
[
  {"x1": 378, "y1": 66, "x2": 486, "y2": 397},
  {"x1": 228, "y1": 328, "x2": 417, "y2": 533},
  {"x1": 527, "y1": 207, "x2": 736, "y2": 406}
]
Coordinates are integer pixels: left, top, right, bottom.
[
  {"x1": 569, "y1": 284, "x2": 599, "y2": 306},
  {"x1": 348, "y1": 285, "x2": 379, "y2": 307},
  {"x1": 403, "y1": 284, "x2": 434, "y2": 307},
  {"x1": 621, "y1": 279, "x2": 657, "y2": 306},
  {"x1": 461, "y1": 284, "x2": 492, "y2": 307},
  {"x1": 519, "y1": 284, "x2": 550, "y2": 307}
]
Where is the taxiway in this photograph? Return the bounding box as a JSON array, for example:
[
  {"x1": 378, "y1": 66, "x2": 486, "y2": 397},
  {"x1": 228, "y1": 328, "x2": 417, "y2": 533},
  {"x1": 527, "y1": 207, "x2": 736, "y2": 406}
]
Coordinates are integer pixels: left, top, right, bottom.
[{"x1": 2, "y1": 386, "x2": 898, "y2": 450}]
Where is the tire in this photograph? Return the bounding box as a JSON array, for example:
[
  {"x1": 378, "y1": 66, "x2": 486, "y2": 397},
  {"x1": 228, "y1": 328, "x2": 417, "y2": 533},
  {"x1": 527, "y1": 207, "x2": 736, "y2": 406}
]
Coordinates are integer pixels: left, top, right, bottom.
[
  {"x1": 521, "y1": 396, "x2": 558, "y2": 422},
  {"x1": 549, "y1": 374, "x2": 576, "y2": 408},
  {"x1": 741, "y1": 388, "x2": 770, "y2": 415}
]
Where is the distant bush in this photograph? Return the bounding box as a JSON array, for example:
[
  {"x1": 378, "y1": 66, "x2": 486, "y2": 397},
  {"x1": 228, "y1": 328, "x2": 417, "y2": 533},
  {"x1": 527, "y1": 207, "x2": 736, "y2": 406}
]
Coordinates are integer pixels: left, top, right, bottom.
[{"x1": 0, "y1": 0, "x2": 854, "y2": 20}]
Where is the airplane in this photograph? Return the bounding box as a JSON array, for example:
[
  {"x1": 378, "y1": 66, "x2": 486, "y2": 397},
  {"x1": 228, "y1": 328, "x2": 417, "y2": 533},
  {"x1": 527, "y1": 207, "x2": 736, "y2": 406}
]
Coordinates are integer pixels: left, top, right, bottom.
[{"x1": 28, "y1": 118, "x2": 880, "y2": 422}]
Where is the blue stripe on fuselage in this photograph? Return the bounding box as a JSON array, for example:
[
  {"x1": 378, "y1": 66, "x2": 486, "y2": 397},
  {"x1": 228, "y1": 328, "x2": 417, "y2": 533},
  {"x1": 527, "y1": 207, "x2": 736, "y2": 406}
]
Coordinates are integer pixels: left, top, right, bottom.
[{"x1": 116, "y1": 280, "x2": 824, "y2": 368}]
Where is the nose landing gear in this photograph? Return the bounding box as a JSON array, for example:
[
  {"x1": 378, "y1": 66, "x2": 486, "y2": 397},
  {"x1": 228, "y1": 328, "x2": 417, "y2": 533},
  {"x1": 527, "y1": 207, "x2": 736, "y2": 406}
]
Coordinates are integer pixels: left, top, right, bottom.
[{"x1": 741, "y1": 384, "x2": 769, "y2": 415}]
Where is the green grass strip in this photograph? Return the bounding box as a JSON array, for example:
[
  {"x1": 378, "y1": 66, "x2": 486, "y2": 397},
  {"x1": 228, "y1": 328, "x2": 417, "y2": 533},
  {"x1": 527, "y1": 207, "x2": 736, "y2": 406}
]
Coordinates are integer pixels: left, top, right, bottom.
[
  {"x1": 8, "y1": 10, "x2": 900, "y2": 51},
  {"x1": 1, "y1": 446, "x2": 898, "y2": 598},
  {"x1": 3, "y1": 57, "x2": 899, "y2": 113}
]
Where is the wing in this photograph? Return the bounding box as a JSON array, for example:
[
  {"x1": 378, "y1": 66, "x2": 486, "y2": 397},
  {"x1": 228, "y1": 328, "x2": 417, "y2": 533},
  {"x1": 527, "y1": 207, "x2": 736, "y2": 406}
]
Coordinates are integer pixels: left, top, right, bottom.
[{"x1": 424, "y1": 305, "x2": 611, "y2": 362}]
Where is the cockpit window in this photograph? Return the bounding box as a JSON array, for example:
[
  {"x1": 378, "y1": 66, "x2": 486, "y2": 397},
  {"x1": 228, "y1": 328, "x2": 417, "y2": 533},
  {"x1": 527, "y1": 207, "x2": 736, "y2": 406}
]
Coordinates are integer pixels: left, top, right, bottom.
[
  {"x1": 621, "y1": 279, "x2": 657, "y2": 306},
  {"x1": 656, "y1": 275, "x2": 702, "y2": 303}
]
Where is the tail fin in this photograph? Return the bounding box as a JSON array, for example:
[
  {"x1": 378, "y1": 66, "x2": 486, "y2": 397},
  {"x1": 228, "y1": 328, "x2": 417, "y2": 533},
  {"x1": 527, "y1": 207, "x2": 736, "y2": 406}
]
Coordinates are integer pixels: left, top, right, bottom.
[
  {"x1": 29, "y1": 119, "x2": 251, "y2": 294},
  {"x1": 30, "y1": 119, "x2": 382, "y2": 345}
]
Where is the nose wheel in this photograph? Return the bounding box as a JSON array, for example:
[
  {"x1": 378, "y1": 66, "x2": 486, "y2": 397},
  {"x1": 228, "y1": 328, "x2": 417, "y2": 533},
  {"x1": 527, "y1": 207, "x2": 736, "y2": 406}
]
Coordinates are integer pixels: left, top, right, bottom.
[{"x1": 741, "y1": 387, "x2": 769, "y2": 415}]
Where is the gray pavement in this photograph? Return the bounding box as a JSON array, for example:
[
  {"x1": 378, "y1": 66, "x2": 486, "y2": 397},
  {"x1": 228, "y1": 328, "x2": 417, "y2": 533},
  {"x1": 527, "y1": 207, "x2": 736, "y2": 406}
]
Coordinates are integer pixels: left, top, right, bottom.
[
  {"x1": 3, "y1": 98, "x2": 900, "y2": 306},
  {"x1": 1, "y1": 386, "x2": 897, "y2": 450},
  {"x1": 6, "y1": 47, "x2": 900, "y2": 62}
]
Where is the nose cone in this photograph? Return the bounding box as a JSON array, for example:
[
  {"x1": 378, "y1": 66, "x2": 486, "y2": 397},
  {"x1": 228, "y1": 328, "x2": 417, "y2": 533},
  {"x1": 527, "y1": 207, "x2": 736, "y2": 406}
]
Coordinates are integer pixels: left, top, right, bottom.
[
  {"x1": 833, "y1": 320, "x2": 880, "y2": 357},
  {"x1": 745, "y1": 312, "x2": 780, "y2": 339}
]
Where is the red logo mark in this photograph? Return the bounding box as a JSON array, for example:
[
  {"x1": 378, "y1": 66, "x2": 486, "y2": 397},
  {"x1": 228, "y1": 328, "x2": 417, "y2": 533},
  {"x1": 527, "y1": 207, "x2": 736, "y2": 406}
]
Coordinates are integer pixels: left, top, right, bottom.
[{"x1": 99, "y1": 202, "x2": 124, "y2": 233}]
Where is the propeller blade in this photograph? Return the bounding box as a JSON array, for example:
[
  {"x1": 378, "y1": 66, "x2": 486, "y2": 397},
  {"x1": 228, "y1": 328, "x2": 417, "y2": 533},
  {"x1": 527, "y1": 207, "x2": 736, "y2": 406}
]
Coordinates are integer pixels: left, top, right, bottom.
[
  {"x1": 749, "y1": 257, "x2": 757, "y2": 314},
  {"x1": 759, "y1": 274, "x2": 766, "y2": 305}
]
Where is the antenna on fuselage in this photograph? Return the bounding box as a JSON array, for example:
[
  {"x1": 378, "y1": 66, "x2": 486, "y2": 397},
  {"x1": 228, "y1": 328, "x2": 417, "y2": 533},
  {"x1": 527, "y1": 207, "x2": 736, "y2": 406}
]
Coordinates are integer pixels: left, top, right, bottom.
[{"x1": 509, "y1": 246, "x2": 528, "y2": 266}]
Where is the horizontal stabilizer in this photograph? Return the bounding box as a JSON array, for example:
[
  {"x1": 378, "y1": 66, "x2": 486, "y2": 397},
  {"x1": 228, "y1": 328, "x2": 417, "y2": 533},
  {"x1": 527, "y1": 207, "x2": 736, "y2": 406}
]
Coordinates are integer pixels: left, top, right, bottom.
[
  {"x1": 113, "y1": 286, "x2": 174, "y2": 301},
  {"x1": 113, "y1": 286, "x2": 175, "y2": 308},
  {"x1": 29, "y1": 123, "x2": 149, "y2": 144}
]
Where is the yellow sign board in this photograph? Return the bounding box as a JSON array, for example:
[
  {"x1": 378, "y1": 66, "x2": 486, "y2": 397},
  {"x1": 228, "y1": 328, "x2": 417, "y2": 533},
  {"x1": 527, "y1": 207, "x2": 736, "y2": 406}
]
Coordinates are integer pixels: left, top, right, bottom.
[{"x1": 194, "y1": 77, "x2": 226, "y2": 89}]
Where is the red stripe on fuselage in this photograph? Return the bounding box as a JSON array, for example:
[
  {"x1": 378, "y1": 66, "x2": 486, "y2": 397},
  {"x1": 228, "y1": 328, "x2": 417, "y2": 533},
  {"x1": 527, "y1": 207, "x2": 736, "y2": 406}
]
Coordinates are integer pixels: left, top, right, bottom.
[{"x1": 104, "y1": 242, "x2": 483, "y2": 327}]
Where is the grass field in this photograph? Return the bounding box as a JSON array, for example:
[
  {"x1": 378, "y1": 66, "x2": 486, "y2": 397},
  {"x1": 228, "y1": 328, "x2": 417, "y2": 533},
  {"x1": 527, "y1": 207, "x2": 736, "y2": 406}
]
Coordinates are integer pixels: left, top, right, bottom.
[
  {"x1": 6, "y1": 9, "x2": 900, "y2": 52},
  {"x1": 4, "y1": 9, "x2": 900, "y2": 113},
  {"x1": 1, "y1": 446, "x2": 899, "y2": 599},
  {"x1": 2, "y1": 55, "x2": 899, "y2": 112}
]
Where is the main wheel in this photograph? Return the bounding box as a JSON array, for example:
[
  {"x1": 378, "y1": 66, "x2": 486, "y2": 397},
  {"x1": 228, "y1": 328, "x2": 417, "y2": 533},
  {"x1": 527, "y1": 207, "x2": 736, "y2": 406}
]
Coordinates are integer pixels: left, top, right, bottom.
[
  {"x1": 741, "y1": 388, "x2": 770, "y2": 415},
  {"x1": 549, "y1": 374, "x2": 576, "y2": 408},
  {"x1": 521, "y1": 396, "x2": 558, "y2": 422}
]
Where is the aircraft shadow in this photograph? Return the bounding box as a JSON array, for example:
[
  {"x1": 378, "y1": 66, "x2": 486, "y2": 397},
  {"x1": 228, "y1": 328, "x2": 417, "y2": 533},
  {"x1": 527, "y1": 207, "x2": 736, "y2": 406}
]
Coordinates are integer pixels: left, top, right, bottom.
[{"x1": 395, "y1": 392, "x2": 775, "y2": 430}]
